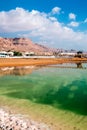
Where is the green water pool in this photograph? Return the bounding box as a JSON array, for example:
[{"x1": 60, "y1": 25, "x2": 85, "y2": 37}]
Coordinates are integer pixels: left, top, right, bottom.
[{"x1": 0, "y1": 63, "x2": 87, "y2": 130}]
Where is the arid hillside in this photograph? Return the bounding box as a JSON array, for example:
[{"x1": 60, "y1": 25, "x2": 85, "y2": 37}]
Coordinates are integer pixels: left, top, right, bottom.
[{"x1": 0, "y1": 37, "x2": 54, "y2": 55}]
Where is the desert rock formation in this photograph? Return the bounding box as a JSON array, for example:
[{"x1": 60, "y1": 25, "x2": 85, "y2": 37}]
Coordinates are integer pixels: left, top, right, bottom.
[{"x1": 0, "y1": 37, "x2": 53, "y2": 55}]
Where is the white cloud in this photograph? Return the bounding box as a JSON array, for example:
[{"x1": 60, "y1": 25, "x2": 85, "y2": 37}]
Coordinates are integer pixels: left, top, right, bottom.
[
  {"x1": 69, "y1": 13, "x2": 76, "y2": 20},
  {"x1": 0, "y1": 8, "x2": 48, "y2": 32},
  {"x1": 68, "y1": 21, "x2": 79, "y2": 27},
  {"x1": 0, "y1": 7, "x2": 87, "y2": 50},
  {"x1": 84, "y1": 18, "x2": 87, "y2": 23},
  {"x1": 51, "y1": 7, "x2": 61, "y2": 14}
]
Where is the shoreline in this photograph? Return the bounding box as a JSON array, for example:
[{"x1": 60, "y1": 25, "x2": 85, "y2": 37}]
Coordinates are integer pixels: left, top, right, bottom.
[
  {"x1": 0, "y1": 58, "x2": 87, "y2": 130},
  {"x1": 0, "y1": 57, "x2": 87, "y2": 67},
  {"x1": 0, "y1": 107, "x2": 50, "y2": 130}
]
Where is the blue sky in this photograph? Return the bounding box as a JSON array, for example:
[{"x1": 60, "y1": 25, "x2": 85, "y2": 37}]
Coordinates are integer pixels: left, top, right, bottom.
[{"x1": 0, "y1": 0, "x2": 87, "y2": 50}]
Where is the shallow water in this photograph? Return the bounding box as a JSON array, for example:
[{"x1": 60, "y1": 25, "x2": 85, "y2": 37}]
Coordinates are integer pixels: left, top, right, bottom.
[{"x1": 0, "y1": 63, "x2": 87, "y2": 116}]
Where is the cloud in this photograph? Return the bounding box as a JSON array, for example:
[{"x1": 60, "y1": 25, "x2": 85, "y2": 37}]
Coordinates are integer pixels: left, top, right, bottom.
[
  {"x1": 68, "y1": 21, "x2": 79, "y2": 27},
  {"x1": 0, "y1": 8, "x2": 48, "y2": 32},
  {"x1": 0, "y1": 7, "x2": 87, "y2": 50},
  {"x1": 69, "y1": 13, "x2": 76, "y2": 20},
  {"x1": 84, "y1": 18, "x2": 87, "y2": 23},
  {"x1": 51, "y1": 7, "x2": 61, "y2": 14}
]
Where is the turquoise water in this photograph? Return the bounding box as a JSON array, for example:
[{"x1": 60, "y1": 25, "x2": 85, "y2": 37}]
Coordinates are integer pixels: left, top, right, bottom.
[{"x1": 0, "y1": 63, "x2": 87, "y2": 115}]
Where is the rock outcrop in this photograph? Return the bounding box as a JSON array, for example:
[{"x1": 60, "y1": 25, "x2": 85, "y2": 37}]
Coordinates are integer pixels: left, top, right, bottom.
[{"x1": 0, "y1": 37, "x2": 53, "y2": 55}]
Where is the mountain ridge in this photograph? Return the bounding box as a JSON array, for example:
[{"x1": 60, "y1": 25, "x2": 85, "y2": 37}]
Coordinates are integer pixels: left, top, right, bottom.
[{"x1": 0, "y1": 37, "x2": 54, "y2": 55}]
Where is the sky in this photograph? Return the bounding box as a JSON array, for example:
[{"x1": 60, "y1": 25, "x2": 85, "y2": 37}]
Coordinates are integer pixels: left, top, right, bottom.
[{"x1": 0, "y1": 0, "x2": 87, "y2": 51}]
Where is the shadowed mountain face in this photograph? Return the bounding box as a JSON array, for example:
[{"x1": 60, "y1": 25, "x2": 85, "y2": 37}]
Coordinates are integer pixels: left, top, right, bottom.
[{"x1": 0, "y1": 37, "x2": 53, "y2": 55}]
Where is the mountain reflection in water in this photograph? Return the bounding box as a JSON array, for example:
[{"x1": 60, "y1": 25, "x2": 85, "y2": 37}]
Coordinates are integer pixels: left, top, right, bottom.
[
  {"x1": 47, "y1": 62, "x2": 87, "y2": 69},
  {"x1": 0, "y1": 66, "x2": 35, "y2": 76},
  {"x1": 0, "y1": 62, "x2": 87, "y2": 76}
]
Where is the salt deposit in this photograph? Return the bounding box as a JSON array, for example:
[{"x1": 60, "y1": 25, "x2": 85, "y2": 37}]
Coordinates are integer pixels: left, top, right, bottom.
[{"x1": 0, "y1": 108, "x2": 50, "y2": 130}]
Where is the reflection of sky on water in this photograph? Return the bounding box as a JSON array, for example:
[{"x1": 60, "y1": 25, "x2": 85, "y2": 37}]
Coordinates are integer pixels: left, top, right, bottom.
[
  {"x1": 0, "y1": 64, "x2": 87, "y2": 116},
  {"x1": 48, "y1": 63, "x2": 77, "y2": 67},
  {"x1": 48, "y1": 63, "x2": 87, "y2": 69},
  {"x1": 0, "y1": 63, "x2": 87, "y2": 76},
  {"x1": 83, "y1": 63, "x2": 87, "y2": 68}
]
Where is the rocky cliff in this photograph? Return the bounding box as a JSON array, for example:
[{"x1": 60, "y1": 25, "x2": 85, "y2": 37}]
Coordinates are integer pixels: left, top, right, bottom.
[{"x1": 0, "y1": 37, "x2": 53, "y2": 55}]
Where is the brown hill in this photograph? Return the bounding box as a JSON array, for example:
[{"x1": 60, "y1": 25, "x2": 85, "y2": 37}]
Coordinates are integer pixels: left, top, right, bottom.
[{"x1": 0, "y1": 37, "x2": 53, "y2": 55}]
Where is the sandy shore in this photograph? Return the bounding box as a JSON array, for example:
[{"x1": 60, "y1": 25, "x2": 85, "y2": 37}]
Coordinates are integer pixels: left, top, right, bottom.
[{"x1": 0, "y1": 57, "x2": 87, "y2": 67}]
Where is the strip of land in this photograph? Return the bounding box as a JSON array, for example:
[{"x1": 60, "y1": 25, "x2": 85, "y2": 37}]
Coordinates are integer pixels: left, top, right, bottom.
[{"x1": 0, "y1": 57, "x2": 87, "y2": 67}]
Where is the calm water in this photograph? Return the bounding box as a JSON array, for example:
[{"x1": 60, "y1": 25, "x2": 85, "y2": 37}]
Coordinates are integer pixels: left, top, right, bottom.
[{"x1": 0, "y1": 63, "x2": 87, "y2": 115}]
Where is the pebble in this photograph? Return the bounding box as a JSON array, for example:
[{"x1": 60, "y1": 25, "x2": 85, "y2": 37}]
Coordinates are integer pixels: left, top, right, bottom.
[{"x1": 0, "y1": 108, "x2": 50, "y2": 130}]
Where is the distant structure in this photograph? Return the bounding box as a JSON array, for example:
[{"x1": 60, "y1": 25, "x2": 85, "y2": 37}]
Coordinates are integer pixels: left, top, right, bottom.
[
  {"x1": 24, "y1": 52, "x2": 35, "y2": 56},
  {"x1": 0, "y1": 51, "x2": 14, "y2": 57},
  {"x1": 0, "y1": 51, "x2": 9, "y2": 57},
  {"x1": 58, "y1": 52, "x2": 76, "y2": 58},
  {"x1": 75, "y1": 51, "x2": 83, "y2": 58}
]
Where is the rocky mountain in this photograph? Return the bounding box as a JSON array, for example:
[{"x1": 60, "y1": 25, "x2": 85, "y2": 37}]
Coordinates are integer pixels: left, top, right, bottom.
[{"x1": 0, "y1": 37, "x2": 54, "y2": 55}]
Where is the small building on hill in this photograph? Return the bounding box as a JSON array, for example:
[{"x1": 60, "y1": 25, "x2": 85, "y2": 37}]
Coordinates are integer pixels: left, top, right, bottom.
[
  {"x1": 24, "y1": 52, "x2": 35, "y2": 56},
  {"x1": 0, "y1": 51, "x2": 9, "y2": 57}
]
